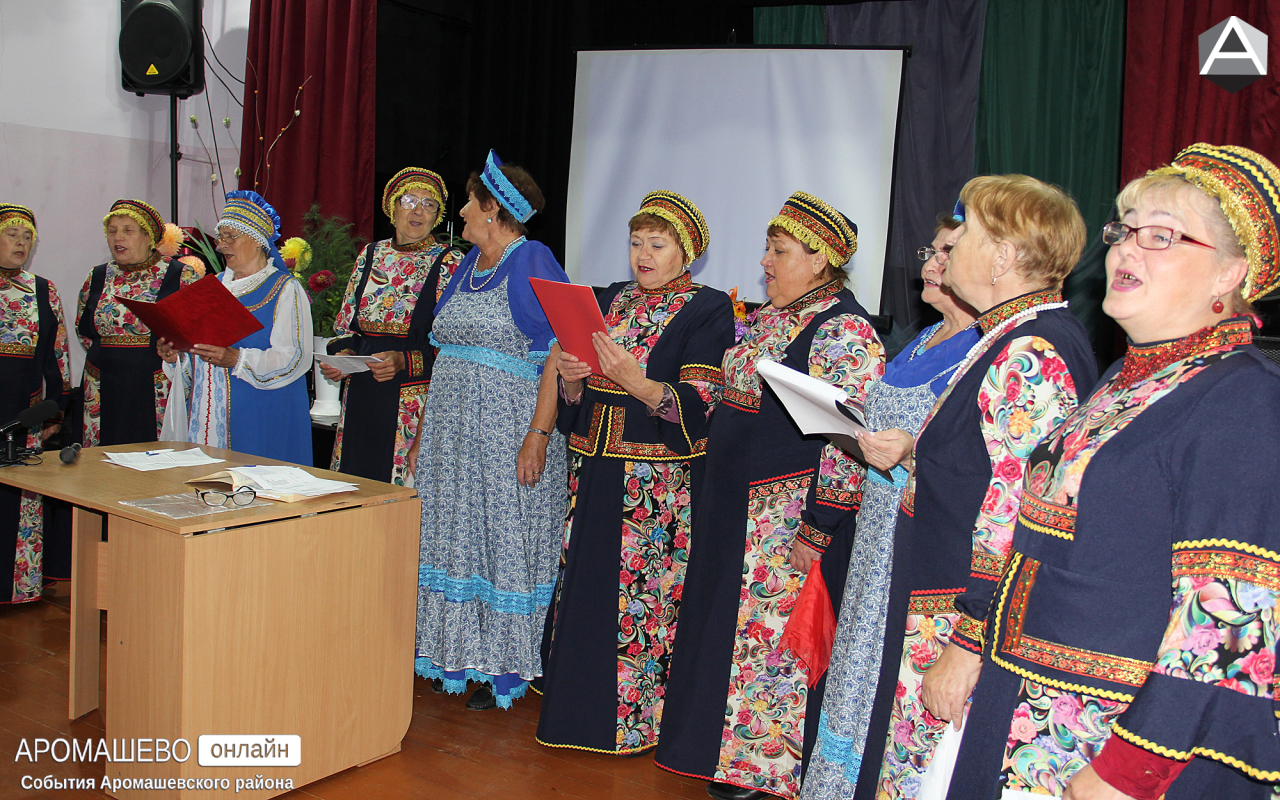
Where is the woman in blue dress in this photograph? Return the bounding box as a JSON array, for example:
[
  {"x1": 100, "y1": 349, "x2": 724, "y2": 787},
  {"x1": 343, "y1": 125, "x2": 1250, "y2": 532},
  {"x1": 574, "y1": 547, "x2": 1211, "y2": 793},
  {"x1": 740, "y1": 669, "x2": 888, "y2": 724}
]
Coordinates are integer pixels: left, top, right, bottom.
[
  {"x1": 802, "y1": 209, "x2": 977, "y2": 800},
  {"x1": 413, "y1": 151, "x2": 569, "y2": 710},
  {"x1": 159, "y1": 191, "x2": 313, "y2": 465}
]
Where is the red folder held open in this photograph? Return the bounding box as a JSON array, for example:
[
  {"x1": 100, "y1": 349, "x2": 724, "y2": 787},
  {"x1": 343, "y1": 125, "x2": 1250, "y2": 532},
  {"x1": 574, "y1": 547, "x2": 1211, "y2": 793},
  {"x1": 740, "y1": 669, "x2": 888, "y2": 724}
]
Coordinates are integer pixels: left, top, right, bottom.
[
  {"x1": 118, "y1": 273, "x2": 264, "y2": 352},
  {"x1": 529, "y1": 277, "x2": 608, "y2": 374}
]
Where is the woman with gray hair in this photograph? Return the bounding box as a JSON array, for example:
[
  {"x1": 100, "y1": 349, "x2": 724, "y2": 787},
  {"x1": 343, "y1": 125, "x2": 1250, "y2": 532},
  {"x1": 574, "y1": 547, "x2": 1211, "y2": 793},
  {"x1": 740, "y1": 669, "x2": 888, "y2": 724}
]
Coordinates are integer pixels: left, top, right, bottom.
[{"x1": 159, "y1": 190, "x2": 312, "y2": 464}]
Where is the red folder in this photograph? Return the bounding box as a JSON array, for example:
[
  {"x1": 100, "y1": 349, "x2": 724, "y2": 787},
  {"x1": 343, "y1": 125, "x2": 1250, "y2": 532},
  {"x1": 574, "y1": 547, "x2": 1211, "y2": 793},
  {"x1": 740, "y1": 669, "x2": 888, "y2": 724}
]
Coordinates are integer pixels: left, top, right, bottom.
[
  {"x1": 118, "y1": 273, "x2": 264, "y2": 352},
  {"x1": 529, "y1": 277, "x2": 608, "y2": 374}
]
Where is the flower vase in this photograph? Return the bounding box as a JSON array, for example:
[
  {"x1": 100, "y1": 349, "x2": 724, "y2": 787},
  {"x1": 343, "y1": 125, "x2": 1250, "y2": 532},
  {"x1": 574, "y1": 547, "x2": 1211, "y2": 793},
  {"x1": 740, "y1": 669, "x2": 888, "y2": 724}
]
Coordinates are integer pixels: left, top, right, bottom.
[{"x1": 311, "y1": 335, "x2": 342, "y2": 417}]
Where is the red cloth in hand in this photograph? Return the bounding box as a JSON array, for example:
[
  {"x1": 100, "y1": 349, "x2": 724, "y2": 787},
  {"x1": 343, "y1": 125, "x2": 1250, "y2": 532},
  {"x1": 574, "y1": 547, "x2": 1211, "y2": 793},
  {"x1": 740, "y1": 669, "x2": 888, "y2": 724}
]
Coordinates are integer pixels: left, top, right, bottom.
[
  {"x1": 777, "y1": 559, "x2": 836, "y2": 688},
  {"x1": 1091, "y1": 733, "x2": 1192, "y2": 800}
]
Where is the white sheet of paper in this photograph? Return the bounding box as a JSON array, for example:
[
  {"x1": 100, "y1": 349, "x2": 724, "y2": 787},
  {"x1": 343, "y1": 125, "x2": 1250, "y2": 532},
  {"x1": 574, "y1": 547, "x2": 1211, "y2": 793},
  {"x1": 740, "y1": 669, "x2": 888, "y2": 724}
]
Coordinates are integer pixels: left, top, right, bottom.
[
  {"x1": 756, "y1": 359, "x2": 871, "y2": 455},
  {"x1": 313, "y1": 354, "x2": 384, "y2": 374},
  {"x1": 102, "y1": 447, "x2": 226, "y2": 472},
  {"x1": 226, "y1": 466, "x2": 357, "y2": 498}
]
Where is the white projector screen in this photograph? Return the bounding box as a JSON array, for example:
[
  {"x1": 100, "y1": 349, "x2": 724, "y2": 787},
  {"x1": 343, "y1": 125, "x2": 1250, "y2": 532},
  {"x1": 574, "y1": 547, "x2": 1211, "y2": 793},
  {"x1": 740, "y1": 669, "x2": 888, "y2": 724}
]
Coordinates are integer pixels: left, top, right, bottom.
[{"x1": 566, "y1": 48, "x2": 906, "y2": 312}]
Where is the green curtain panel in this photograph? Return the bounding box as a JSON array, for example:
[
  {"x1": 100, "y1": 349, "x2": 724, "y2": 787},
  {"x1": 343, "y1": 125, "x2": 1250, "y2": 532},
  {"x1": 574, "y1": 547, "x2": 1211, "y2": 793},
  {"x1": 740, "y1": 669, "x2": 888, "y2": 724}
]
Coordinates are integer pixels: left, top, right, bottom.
[
  {"x1": 974, "y1": 0, "x2": 1126, "y2": 365},
  {"x1": 753, "y1": 5, "x2": 825, "y2": 44}
]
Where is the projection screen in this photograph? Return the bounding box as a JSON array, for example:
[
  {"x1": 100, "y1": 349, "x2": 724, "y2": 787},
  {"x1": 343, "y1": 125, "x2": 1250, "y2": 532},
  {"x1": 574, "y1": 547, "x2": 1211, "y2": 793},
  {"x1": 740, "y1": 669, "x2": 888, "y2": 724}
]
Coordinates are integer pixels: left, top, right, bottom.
[{"x1": 566, "y1": 47, "x2": 906, "y2": 312}]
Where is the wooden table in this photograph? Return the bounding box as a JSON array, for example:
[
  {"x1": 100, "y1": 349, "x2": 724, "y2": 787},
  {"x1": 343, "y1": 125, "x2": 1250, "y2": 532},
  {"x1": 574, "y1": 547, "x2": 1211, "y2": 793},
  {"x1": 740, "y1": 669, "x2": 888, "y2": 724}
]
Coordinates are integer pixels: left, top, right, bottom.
[{"x1": 0, "y1": 442, "x2": 421, "y2": 798}]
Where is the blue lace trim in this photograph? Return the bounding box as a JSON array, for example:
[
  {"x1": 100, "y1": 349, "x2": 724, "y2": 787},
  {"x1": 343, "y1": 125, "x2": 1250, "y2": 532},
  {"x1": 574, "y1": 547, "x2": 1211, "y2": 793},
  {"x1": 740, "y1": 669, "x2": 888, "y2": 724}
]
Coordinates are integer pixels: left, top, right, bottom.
[
  {"x1": 418, "y1": 565, "x2": 554, "y2": 615},
  {"x1": 430, "y1": 332, "x2": 540, "y2": 380},
  {"x1": 413, "y1": 659, "x2": 529, "y2": 709},
  {"x1": 866, "y1": 464, "x2": 909, "y2": 489},
  {"x1": 815, "y1": 709, "x2": 864, "y2": 784}
]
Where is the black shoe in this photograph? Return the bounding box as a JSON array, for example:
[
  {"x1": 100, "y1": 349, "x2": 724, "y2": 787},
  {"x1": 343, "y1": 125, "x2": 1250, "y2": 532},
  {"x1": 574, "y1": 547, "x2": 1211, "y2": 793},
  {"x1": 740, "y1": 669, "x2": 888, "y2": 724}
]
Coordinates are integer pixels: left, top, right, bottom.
[
  {"x1": 465, "y1": 683, "x2": 497, "y2": 710},
  {"x1": 706, "y1": 782, "x2": 777, "y2": 800},
  {"x1": 429, "y1": 677, "x2": 444, "y2": 694}
]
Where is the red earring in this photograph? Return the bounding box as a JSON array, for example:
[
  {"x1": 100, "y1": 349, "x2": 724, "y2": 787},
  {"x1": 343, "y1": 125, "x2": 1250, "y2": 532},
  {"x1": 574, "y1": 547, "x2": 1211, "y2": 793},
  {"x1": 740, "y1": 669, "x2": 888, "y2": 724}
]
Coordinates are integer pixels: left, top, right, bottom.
[{"x1": 1212, "y1": 296, "x2": 1225, "y2": 313}]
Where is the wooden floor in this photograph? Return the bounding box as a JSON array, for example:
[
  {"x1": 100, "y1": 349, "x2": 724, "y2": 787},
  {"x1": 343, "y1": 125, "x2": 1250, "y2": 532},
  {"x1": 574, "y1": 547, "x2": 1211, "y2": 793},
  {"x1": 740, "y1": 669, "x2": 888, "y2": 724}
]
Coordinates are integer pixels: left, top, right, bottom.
[{"x1": 0, "y1": 588, "x2": 710, "y2": 800}]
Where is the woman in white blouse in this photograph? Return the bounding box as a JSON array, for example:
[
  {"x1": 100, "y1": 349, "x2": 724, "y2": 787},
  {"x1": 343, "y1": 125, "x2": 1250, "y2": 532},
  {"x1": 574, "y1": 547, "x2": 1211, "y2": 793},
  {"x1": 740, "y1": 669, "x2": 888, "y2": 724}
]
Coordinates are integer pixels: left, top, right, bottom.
[{"x1": 158, "y1": 191, "x2": 313, "y2": 464}]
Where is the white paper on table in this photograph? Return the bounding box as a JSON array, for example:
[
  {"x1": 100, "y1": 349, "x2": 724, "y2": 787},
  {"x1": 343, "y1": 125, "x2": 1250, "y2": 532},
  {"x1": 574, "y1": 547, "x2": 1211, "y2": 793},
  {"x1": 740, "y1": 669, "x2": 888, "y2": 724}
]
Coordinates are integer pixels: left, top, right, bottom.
[
  {"x1": 225, "y1": 466, "x2": 357, "y2": 498},
  {"x1": 313, "y1": 353, "x2": 384, "y2": 374},
  {"x1": 102, "y1": 448, "x2": 226, "y2": 472},
  {"x1": 756, "y1": 359, "x2": 871, "y2": 457}
]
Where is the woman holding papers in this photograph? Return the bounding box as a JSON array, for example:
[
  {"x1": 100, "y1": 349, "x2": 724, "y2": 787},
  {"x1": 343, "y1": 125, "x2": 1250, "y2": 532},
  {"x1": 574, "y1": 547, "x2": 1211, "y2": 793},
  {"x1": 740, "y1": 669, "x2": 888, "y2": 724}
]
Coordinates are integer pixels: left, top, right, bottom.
[
  {"x1": 77, "y1": 199, "x2": 198, "y2": 446},
  {"x1": 537, "y1": 191, "x2": 734, "y2": 754},
  {"x1": 803, "y1": 209, "x2": 977, "y2": 799},
  {"x1": 320, "y1": 168, "x2": 464, "y2": 486},
  {"x1": 413, "y1": 151, "x2": 569, "y2": 711},
  {"x1": 943, "y1": 147, "x2": 1280, "y2": 800},
  {"x1": 158, "y1": 191, "x2": 312, "y2": 465},
  {"x1": 853, "y1": 176, "x2": 1097, "y2": 800},
  {"x1": 655, "y1": 192, "x2": 885, "y2": 800},
  {"x1": 0, "y1": 204, "x2": 71, "y2": 604}
]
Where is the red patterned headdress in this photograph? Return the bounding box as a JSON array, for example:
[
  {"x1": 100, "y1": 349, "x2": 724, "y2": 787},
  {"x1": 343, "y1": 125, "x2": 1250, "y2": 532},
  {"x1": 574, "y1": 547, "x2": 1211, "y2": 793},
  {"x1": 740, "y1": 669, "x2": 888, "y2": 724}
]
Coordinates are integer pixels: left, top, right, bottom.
[
  {"x1": 769, "y1": 191, "x2": 858, "y2": 268},
  {"x1": 1153, "y1": 143, "x2": 1280, "y2": 301}
]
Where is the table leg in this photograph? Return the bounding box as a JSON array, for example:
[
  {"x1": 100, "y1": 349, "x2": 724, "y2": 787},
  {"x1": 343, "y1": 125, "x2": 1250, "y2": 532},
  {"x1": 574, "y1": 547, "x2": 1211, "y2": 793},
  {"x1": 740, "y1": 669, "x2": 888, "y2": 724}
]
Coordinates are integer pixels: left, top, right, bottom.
[{"x1": 69, "y1": 507, "x2": 103, "y2": 719}]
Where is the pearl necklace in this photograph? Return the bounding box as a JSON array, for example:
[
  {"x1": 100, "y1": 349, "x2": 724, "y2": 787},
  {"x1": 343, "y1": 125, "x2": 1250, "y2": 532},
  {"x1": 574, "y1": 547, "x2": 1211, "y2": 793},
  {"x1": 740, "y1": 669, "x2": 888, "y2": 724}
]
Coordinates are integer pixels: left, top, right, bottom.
[
  {"x1": 944, "y1": 301, "x2": 1068, "y2": 388},
  {"x1": 468, "y1": 236, "x2": 525, "y2": 291}
]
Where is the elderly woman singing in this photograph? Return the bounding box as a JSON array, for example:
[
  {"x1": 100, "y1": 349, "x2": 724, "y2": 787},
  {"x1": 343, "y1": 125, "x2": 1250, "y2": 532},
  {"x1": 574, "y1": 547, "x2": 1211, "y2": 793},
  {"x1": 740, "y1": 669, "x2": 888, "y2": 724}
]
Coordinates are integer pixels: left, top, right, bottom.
[
  {"x1": 803, "y1": 207, "x2": 978, "y2": 800},
  {"x1": 537, "y1": 191, "x2": 735, "y2": 755},
  {"x1": 413, "y1": 151, "x2": 569, "y2": 711},
  {"x1": 853, "y1": 176, "x2": 1098, "y2": 800},
  {"x1": 321, "y1": 167, "x2": 464, "y2": 485},
  {"x1": 159, "y1": 191, "x2": 312, "y2": 464},
  {"x1": 944, "y1": 146, "x2": 1280, "y2": 800},
  {"x1": 0, "y1": 204, "x2": 71, "y2": 604},
  {"x1": 78, "y1": 199, "x2": 197, "y2": 446},
  {"x1": 656, "y1": 192, "x2": 885, "y2": 800}
]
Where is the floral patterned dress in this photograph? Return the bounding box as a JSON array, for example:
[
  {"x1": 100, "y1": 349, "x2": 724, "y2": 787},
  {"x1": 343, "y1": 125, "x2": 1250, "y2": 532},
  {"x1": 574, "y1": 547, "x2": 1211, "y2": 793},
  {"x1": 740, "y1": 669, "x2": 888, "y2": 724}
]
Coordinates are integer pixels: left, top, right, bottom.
[
  {"x1": 536, "y1": 272, "x2": 735, "y2": 755},
  {"x1": 327, "y1": 238, "x2": 463, "y2": 486},
  {"x1": 654, "y1": 280, "x2": 885, "y2": 800},
  {"x1": 76, "y1": 254, "x2": 198, "y2": 446},
  {"x1": 947, "y1": 317, "x2": 1280, "y2": 800},
  {"x1": 0, "y1": 267, "x2": 71, "y2": 604},
  {"x1": 854, "y1": 290, "x2": 1097, "y2": 800}
]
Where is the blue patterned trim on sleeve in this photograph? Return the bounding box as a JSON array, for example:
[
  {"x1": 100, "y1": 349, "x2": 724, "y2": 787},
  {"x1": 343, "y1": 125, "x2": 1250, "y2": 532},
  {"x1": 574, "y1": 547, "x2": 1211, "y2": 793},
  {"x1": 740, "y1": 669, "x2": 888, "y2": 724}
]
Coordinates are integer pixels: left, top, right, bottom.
[
  {"x1": 430, "y1": 331, "x2": 540, "y2": 381},
  {"x1": 418, "y1": 565, "x2": 555, "y2": 614}
]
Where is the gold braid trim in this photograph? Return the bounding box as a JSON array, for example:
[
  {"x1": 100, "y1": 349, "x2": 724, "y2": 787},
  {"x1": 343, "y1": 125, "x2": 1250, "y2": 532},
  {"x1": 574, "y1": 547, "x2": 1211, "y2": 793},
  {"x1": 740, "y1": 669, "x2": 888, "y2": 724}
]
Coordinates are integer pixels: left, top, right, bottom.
[
  {"x1": 1172, "y1": 538, "x2": 1280, "y2": 563},
  {"x1": 1110, "y1": 720, "x2": 1280, "y2": 779},
  {"x1": 769, "y1": 215, "x2": 851, "y2": 270}
]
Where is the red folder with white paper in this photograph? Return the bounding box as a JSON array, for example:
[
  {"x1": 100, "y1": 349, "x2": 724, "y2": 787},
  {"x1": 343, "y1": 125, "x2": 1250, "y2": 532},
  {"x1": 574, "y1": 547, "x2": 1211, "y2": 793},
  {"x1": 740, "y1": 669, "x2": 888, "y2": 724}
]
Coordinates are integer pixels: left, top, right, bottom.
[{"x1": 529, "y1": 277, "x2": 608, "y2": 374}]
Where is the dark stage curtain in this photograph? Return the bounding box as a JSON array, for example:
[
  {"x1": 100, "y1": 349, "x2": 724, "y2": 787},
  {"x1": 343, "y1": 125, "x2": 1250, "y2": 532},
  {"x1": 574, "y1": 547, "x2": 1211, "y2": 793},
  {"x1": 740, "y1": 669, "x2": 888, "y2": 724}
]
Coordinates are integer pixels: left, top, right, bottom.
[
  {"x1": 1122, "y1": 1, "x2": 1279, "y2": 184},
  {"x1": 974, "y1": 0, "x2": 1126, "y2": 367},
  {"x1": 754, "y1": 5, "x2": 825, "y2": 44},
  {"x1": 238, "y1": 0, "x2": 377, "y2": 240},
  {"x1": 825, "y1": 0, "x2": 988, "y2": 347}
]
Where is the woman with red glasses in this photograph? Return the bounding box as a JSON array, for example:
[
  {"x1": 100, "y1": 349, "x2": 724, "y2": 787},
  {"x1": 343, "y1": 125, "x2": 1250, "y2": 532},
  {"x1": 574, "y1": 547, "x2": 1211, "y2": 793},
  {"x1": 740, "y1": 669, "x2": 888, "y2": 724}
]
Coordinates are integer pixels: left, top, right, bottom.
[{"x1": 945, "y1": 143, "x2": 1280, "y2": 800}]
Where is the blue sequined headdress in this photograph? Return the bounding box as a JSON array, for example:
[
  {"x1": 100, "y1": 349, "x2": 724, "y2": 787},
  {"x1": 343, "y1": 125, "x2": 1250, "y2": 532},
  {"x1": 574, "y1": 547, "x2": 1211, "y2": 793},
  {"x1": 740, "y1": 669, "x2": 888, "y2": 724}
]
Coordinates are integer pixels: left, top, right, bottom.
[
  {"x1": 480, "y1": 150, "x2": 535, "y2": 224},
  {"x1": 952, "y1": 197, "x2": 966, "y2": 222},
  {"x1": 219, "y1": 190, "x2": 285, "y2": 267}
]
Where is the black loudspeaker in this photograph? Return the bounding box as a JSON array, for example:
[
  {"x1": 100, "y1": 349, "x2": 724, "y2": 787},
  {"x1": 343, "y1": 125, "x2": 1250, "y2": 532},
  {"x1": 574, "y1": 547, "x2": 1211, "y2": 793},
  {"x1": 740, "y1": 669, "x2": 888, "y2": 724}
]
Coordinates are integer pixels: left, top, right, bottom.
[{"x1": 120, "y1": 0, "x2": 205, "y2": 98}]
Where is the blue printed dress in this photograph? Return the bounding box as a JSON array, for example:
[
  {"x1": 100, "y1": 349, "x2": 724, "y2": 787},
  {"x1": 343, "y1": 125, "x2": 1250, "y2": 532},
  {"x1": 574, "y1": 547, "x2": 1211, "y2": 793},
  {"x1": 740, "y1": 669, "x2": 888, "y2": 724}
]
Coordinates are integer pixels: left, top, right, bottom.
[
  {"x1": 413, "y1": 238, "x2": 569, "y2": 708},
  {"x1": 802, "y1": 321, "x2": 977, "y2": 799}
]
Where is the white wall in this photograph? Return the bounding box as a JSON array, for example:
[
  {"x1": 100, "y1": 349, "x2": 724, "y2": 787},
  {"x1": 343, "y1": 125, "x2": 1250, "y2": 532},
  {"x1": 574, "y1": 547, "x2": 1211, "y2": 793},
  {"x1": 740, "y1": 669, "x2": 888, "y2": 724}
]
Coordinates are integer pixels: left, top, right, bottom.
[{"x1": 0, "y1": 0, "x2": 251, "y2": 380}]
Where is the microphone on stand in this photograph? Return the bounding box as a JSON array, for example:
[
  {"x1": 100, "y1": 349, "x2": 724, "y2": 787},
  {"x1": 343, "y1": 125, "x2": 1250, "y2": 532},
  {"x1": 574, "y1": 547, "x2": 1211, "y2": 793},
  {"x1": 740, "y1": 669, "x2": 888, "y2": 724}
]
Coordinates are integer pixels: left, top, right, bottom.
[{"x1": 59, "y1": 443, "x2": 82, "y2": 464}]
